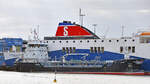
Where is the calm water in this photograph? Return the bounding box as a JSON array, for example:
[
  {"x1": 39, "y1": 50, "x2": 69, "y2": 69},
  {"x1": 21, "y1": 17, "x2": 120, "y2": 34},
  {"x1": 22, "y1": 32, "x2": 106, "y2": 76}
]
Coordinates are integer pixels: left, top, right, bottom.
[{"x1": 0, "y1": 71, "x2": 150, "y2": 84}]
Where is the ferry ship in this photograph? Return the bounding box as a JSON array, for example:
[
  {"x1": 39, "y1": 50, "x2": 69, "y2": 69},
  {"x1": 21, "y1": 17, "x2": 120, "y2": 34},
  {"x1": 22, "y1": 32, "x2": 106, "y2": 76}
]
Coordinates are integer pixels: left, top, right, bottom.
[{"x1": 0, "y1": 21, "x2": 150, "y2": 74}]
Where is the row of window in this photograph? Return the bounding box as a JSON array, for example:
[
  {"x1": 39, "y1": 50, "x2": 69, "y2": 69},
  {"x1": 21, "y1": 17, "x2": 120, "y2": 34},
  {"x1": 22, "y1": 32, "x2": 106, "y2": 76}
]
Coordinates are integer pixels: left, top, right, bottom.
[
  {"x1": 51, "y1": 39, "x2": 135, "y2": 43},
  {"x1": 120, "y1": 46, "x2": 135, "y2": 53},
  {"x1": 62, "y1": 47, "x2": 76, "y2": 53},
  {"x1": 90, "y1": 47, "x2": 104, "y2": 53},
  {"x1": 62, "y1": 46, "x2": 135, "y2": 54}
]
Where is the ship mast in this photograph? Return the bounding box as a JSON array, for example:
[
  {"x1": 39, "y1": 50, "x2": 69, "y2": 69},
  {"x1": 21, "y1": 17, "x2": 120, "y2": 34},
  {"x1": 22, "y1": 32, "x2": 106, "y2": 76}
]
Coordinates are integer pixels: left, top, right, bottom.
[
  {"x1": 79, "y1": 8, "x2": 85, "y2": 26},
  {"x1": 29, "y1": 25, "x2": 40, "y2": 41}
]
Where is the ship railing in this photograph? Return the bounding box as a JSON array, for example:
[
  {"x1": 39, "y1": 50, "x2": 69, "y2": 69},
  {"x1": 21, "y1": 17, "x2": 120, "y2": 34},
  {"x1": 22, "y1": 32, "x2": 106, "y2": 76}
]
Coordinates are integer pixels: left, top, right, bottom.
[
  {"x1": 43, "y1": 60, "x2": 105, "y2": 68},
  {"x1": 64, "y1": 53, "x2": 89, "y2": 56},
  {"x1": 43, "y1": 63, "x2": 103, "y2": 68},
  {"x1": 22, "y1": 58, "x2": 40, "y2": 63}
]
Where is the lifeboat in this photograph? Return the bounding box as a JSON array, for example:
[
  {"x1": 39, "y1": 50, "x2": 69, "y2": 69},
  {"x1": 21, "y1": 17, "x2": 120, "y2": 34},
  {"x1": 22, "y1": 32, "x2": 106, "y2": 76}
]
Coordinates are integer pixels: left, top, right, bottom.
[{"x1": 140, "y1": 32, "x2": 150, "y2": 36}]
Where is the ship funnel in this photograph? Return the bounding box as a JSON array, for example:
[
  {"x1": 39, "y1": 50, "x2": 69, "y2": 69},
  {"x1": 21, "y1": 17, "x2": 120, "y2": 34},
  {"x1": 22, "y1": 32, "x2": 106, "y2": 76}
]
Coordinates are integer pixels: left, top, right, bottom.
[{"x1": 55, "y1": 21, "x2": 99, "y2": 39}]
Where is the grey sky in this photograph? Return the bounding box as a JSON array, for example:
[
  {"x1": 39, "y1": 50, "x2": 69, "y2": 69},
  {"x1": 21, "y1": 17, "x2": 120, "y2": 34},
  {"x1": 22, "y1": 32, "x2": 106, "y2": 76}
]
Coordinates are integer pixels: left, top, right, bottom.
[{"x1": 0, "y1": 0, "x2": 150, "y2": 39}]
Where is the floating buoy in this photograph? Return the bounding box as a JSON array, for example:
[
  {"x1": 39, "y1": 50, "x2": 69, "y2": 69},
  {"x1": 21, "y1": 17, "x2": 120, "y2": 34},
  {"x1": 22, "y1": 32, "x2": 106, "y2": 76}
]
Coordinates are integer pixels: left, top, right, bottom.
[
  {"x1": 53, "y1": 70, "x2": 57, "y2": 83},
  {"x1": 53, "y1": 78, "x2": 57, "y2": 83}
]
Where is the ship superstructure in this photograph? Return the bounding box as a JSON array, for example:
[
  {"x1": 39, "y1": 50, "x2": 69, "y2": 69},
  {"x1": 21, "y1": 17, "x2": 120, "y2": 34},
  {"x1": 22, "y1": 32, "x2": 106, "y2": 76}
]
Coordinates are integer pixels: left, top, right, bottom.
[{"x1": 43, "y1": 21, "x2": 150, "y2": 72}]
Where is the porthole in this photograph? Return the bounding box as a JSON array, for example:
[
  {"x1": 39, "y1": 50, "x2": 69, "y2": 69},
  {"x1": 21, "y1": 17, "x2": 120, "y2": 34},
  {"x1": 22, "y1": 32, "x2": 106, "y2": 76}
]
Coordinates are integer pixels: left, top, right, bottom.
[
  {"x1": 101, "y1": 40, "x2": 104, "y2": 42},
  {"x1": 124, "y1": 40, "x2": 127, "y2": 42},
  {"x1": 66, "y1": 41, "x2": 68, "y2": 43},
  {"x1": 53, "y1": 41, "x2": 55, "y2": 43},
  {"x1": 59, "y1": 41, "x2": 62, "y2": 43},
  {"x1": 73, "y1": 41, "x2": 75, "y2": 43},
  {"x1": 94, "y1": 40, "x2": 96, "y2": 42},
  {"x1": 132, "y1": 39, "x2": 135, "y2": 42},
  {"x1": 117, "y1": 40, "x2": 119, "y2": 42},
  {"x1": 80, "y1": 40, "x2": 82, "y2": 43},
  {"x1": 109, "y1": 40, "x2": 111, "y2": 42},
  {"x1": 87, "y1": 40, "x2": 89, "y2": 43}
]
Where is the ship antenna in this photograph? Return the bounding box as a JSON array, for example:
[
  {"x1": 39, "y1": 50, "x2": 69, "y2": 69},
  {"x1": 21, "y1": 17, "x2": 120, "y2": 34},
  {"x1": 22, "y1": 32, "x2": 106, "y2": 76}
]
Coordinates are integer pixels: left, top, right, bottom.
[
  {"x1": 92, "y1": 24, "x2": 97, "y2": 34},
  {"x1": 104, "y1": 25, "x2": 110, "y2": 39},
  {"x1": 37, "y1": 25, "x2": 40, "y2": 40},
  {"x1": 121, "y1": 25, "x2": 124, "y2": 38},
  {"x1": 79, "y1": 8, "x2": 85, "y2": 26}
]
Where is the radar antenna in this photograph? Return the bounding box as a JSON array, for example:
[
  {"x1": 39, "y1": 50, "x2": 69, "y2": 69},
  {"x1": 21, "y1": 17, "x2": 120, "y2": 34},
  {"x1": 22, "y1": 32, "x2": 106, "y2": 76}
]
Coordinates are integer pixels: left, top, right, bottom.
[{"x1": 121, "y1": 25, "x2": 124, "y2": 38}]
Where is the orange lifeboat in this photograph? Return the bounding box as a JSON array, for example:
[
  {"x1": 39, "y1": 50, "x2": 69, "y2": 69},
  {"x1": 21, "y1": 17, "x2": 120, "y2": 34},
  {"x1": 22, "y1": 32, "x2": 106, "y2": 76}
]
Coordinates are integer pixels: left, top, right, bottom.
[{"x1": 140, "y1": 32, "x2": 150, "y2": 36}]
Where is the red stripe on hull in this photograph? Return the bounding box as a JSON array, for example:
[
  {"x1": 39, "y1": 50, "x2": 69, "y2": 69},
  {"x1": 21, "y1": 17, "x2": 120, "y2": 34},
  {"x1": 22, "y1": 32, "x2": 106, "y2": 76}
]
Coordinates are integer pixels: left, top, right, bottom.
[{"x1": 63, "y1": 72, "x2": 150, "y2": 76}]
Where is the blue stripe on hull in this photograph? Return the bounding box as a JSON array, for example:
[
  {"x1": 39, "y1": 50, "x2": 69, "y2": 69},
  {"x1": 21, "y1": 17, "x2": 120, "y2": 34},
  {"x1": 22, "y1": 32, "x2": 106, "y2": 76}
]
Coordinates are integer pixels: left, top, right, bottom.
[
  {"x1": 48, "y1": 49, "x2": 150, "y2": 72},
  {"x1": 48, "y1": 49, "x2": 124, "y2": 61},
  {"x1": 0, "y1": 61, "x2": 5, "y2": 66},
  {"x1": 130, "y1": 56, "x2": 150, "y2": 71},
  {"x1": 141, "y1": 59, "x2": 150, "y2": 72},
  {"x1": 0, "y1": 56, "x2": 5, "y2": 66},
  {"x1": 5, "y1": 58, "x2": 16, "y2": 66}
]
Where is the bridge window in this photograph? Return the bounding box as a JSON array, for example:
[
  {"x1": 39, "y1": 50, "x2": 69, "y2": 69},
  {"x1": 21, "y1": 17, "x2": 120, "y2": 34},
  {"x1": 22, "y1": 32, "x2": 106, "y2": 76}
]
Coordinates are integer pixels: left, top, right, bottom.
[
  {"x1": 101, "y1": 47, "x2": 104, "y2": 53},
  {"x1": 128, "y1": 46, "x2": 131, "y2": 52},
  {"x1": 132, "y1": 46, "x2": 135, "y2": 53},
  {"x1": 66, "y1": 47, "x2": 69, "y2": 53},
  {"x1": 98, "y1": 47, "x2": 100, "y2": 53},
  {"x1": 90, "y1": 47, "x2": 104, "y2": 53},
  {"x1": 70, "y1": 47, "x2": 72, "y2": 53},
  {"x1": 120, "y1": 46, "x2": 123, "y2": 53},
  {"x1": 62, "y1": 47, "x2": 75, "y2": 53},
  {"x1": 73, "y1": 47, "x2": 76, "y2": 53},
  {"x1": 94, "y1": 47, "x2": 97, "y2": 53},
  {"x1": 90, "y1": 47, "x2": 94, "y2": 53},
  {"x1": 33, "y1": 53, "x2": 36, "y2": 55},
  {"x1": 62, "y1": 47, "x2": 65, "y2": 53},
  {"x1": 140, "y1": 37, "x2": 150, "y2": 43}
]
